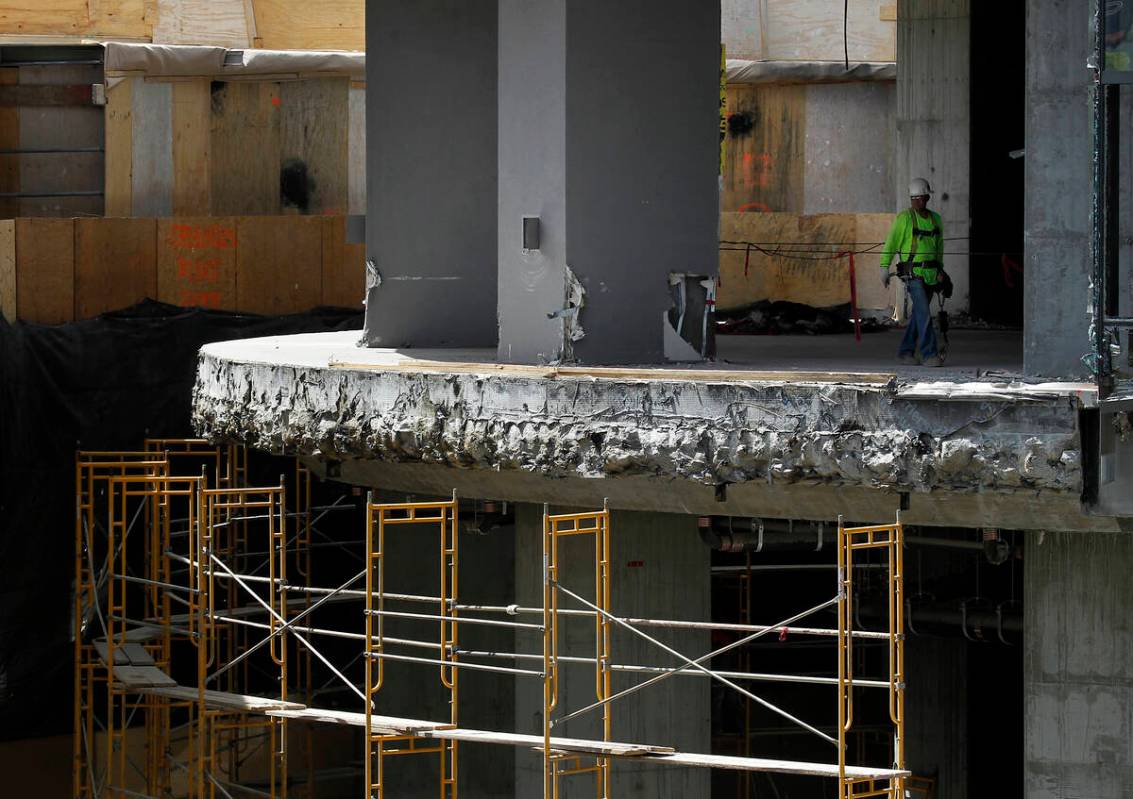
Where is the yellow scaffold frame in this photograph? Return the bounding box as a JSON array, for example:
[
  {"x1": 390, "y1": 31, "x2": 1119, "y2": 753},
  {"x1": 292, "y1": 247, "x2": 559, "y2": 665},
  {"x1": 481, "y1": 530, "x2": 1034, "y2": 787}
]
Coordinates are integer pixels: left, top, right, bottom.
[
  {"x1": 542, "y1": 503, "x2": 612, "y2": 799},
  {"x1": 365, "y1": 492, "x2": 460, "y2": 799},
  {"x1": 837, "y1": 515, "x2": 906, "y2": 799},
  {"x1": 76, "y1": 440, "x2": 911, "y2": 799},
  {"x1": 74, "y1": 441, "x2": 316, "y2": 799}
]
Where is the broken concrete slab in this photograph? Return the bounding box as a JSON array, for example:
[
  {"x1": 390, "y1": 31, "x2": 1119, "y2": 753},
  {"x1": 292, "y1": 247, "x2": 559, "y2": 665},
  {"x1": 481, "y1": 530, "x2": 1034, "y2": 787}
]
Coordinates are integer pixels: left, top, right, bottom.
[{"x1": 192, "y1": 331, "x2": 1111, "y2": 531}]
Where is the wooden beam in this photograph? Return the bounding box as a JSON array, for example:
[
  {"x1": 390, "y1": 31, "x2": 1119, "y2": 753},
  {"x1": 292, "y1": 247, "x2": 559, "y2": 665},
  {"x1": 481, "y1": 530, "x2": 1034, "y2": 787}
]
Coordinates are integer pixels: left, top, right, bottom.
[
  {"x1": 880, "y1": 4, "x2": 897, "y2": 21},
  {"x1": 0, "y1": 83, "x2": 92, "y2": 106}
]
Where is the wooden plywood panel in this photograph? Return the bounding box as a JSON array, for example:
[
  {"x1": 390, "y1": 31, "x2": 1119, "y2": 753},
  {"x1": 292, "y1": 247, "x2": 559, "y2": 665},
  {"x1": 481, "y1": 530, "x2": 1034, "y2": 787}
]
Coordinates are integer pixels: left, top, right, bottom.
[
  {"x1": 0, "y1": 219, "x2": 13, "y2": 321},
  {"x1": 171, "y1": 80, "x2": 211, "y2": 215},
  {"x1": 157, "y1": 217, "x2": 236, "y2": 309},
  {"x1": 279, "y1": 78, "x2": 349, "y2": 215},
  {"x1": 131, "y1": 79, "x2": 173, "y2": 217},
  {"x1": 152, "y1": 0, "x2": 250, "y2": 47},
  {"x1": 321, "y1": 216, "x2": 363, "y2": 308},
  {"x1": 15, "y1": 218, "x2": 73, "y2": 324},
  {"x1": 347, "y1": 85, "x2": 365, "y2": 215},
  {"x1": 18, "y1": 63, "x2": 103, "y2": 217},
  {"x1": 74, "y1": 218, "x2": 156, "y2": 319},
  {"x1": 722, "y1": 84, "x2": 806, "y2": 213},
  {"x1": 0, "y1": 67, "x2": 18, "y2": 219},
  {"x1": 236, "y1": 216, "x2": 322, "y2": 314},
  {"x1": 252, "y1": 0, "x2": 364, "y2": 51},
  {"x1": 718, "y1": 212, "x2": 895, "y2": 312},
  {"x1": 764, "y1": 0, "x2": 896, "y2": 63},
  {"x1": 104, "y1": 78, "x2": 133, "y2": 217},
  {"x1": 0, "y1": 1, "x2": 149, "y2": 38},
  {"x1": 210, "y1": 81, "x2": 281, "y2": 216}
]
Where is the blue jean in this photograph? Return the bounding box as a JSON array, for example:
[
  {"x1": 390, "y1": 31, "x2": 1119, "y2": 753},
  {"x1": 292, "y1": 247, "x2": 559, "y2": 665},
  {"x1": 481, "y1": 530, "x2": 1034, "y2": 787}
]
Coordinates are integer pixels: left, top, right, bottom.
[{"x1": 899, "y1": 277, "x2": 938, "y2": 359}]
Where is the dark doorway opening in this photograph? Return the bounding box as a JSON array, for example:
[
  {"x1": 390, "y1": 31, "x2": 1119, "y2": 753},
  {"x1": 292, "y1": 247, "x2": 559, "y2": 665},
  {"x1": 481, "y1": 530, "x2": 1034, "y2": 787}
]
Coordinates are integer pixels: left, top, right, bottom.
[{"x1": 969, "y1": 0, "x2": 1026, "y2": 325}]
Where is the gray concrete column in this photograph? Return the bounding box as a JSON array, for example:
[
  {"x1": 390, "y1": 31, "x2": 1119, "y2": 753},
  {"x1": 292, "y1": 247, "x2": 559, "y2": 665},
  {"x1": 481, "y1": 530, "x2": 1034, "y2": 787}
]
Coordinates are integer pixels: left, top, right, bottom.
[
  {"x1": 1023, "y1": 0, "x2": 1090, "y2": 378},
  {"x1": 497, "y1": 1, "x2": 721, "y2": 364},
  {"x1": 513, "y1": 504, "x2": 710, "y2": 797},
  {"x1": 1024, "y1": 531, "x2": 1133, "y2": 797},
  {"x1": 362, "y1": 0, "x2": 498, "y2": 348},
  {"x1": 896, "y1": 0, "x2": 971, "y2": 314}
]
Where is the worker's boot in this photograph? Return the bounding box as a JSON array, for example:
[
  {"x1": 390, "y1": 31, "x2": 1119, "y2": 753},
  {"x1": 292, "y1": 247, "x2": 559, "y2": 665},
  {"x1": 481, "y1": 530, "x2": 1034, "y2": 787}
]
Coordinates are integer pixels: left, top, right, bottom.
[
  {"x1": 898, "y1": 353, "x2": 918, "y2": 365},
  {"x1": 925, "y1": 355, "x2": 945, "y2": 367}
]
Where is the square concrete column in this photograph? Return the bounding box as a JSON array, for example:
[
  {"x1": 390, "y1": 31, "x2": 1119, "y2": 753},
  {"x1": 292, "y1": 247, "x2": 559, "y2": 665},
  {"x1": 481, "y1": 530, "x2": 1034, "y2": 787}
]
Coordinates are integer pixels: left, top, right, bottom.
[
  {"x1": 497, "y1": 1, "x2": 721, "y2": 364},
  {"x1": 362, "y1": 0, "x2": 498, "y2": 348}
]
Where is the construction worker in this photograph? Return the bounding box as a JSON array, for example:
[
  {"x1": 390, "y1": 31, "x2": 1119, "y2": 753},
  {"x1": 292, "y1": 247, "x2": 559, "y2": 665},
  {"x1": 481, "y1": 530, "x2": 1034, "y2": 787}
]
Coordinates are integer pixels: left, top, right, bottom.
[{"x1": 880, "y1": 177, "x2": 945, "y2": 366}]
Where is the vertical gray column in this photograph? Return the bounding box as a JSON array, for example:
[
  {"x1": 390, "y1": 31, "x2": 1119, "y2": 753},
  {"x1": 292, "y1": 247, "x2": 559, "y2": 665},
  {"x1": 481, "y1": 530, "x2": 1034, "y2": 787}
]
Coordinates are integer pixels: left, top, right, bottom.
[
  {"x1": 497, "y1": 0, "x2": 720, "y2": 364},
  {"x1": 1023, "y1": 1, "x2": 1090, "y2": 378},
  {"x1": 362, "y1": 0, "x2": 498, "y2": 348},
  {"x1": 896, "y1": 0, "x2": 971, "y2": 312},
  {"x1": 496, "y1": 1, "x2": 568, "y2": 364},
  {"x1": 1025, "y1": 531, "x2": 1133, "y2": 797}
]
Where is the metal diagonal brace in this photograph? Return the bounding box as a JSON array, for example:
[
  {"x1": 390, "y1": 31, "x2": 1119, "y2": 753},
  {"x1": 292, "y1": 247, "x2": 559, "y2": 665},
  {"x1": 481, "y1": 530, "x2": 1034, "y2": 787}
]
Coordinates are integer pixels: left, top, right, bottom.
[
  {"x1": 208, "y1": 553, "x2": 367, "y2": 704},
  {"x1": 206, "y1": 567, "x2": 366, "y2": 685},
  {"x1": 552, "y1": 594, "x2": 840, "y2": 729},
  {"x1": 552, "y1": 581, "x2": 838, "y2": 746}
]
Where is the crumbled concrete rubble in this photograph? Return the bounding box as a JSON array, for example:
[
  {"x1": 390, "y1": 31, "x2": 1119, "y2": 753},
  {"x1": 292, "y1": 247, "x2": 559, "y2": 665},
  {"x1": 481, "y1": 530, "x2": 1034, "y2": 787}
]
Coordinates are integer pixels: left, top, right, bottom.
[{"x1": 192, "y1": 350, "x2": 1084, "y2": 497}]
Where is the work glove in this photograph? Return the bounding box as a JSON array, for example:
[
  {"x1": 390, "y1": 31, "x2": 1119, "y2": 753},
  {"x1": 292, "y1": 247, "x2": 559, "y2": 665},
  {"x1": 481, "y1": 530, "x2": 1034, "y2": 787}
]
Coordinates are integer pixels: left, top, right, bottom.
[{"x1": 881, "y1": 270, "x2": 891, "y2": 289}]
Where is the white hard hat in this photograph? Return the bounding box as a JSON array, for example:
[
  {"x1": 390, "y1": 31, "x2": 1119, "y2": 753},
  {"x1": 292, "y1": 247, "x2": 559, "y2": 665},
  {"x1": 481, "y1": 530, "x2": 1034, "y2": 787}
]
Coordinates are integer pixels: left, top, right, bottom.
[{"x1": 909, "y1": 177, "x2": 933, "y2": 197}]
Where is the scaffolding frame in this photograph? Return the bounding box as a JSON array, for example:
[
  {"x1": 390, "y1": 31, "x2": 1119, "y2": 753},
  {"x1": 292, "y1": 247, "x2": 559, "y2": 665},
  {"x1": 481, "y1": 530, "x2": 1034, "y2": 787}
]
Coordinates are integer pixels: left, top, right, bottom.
[
  {"x1": 76, "y1": 438, "x2": 909, "y2": 799},
  {"x1": 542, "y1": 503, "x2": 612, "y2": 799},
  {"x1": 364, "y1": 493, "x2": 459, "y2": 799},
  {"x1": 74, "y1": 442, "x2": 321, "y2": 799}
]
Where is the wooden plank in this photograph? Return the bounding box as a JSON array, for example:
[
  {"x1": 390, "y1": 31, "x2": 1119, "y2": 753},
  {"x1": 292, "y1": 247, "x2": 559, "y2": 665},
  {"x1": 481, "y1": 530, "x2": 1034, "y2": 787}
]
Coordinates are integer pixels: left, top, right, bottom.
[
  {"x1": 151, "y1": 0, "x2": 251, "y2": 47},
  {"x1": 146, "y1": 684, "x2": 305, "y2": 712},
  {"x1": 880, "y1": 4, "x2": 897, "y2": 22},
  {"x1": 0, "y1": 84, "x2": 92, "y2": 106},
  {"x1": 157, "y1": 217, "x2": 236, "y2": 310},
  {"x1": 718, "y1": 212, "x2": 895, "y2": 313},
  {"x1": 251, "y1": 0, "x2": 365, "y2": 51},
  {"x1": 131, "y1": 79, "x2": 172, "y2": 216},
  {"x1": 18, "y1": 63, "x2": 103, "y2": 216},
  {"x1": 15, "y1": 218, "x2": 73, "y2": 324},
  {"x1": 74, "y1": 218, "x2": 157, "y2": 319},
  {"x1": 210, "y1": 80, "x2": 281, "y2": 216},
  {"x1": 0, "y1": 219, "x2": 13, "y2": 322},
  {"x1": 330, "y1": 357, "x2": 893, "y2": 386},
  {"x1": 171, "y1": 79, "x2": 210, "y2": 215},
  {"x1": 279, "y1": 77, "x2": 349, "y2": 215},
  {"x1": 104, "y1": 78, "x2": 133, "y2": 217},
  {"x1": 722, "y1": 84, "x2": 806, "y2": 213},
  {"x1": 0, "y1": 67, "x2": 17, "y2": 218},
  {"x1": 321, "y1": 216, "x2": 364, "y2": 308},
  {"x1": 236, "y1": 216, "x2": 322, "y2": 314},
  {"x1": 0, "y1": 0, "x2": 149, "y2": 38},
  {"x1": 763, "y1": 0, "x2": 896, "y2": 63}
]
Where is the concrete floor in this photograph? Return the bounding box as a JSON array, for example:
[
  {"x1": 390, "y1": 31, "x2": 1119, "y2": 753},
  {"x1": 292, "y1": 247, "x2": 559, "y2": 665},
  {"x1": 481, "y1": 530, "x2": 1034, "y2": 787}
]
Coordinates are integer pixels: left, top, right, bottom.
[
  {"x1": 716, "y1": 328, "x2": 1024, "y2": 381},
  {"x1": 236, "y1": 327, "x2": 1025, "y2": 385}
]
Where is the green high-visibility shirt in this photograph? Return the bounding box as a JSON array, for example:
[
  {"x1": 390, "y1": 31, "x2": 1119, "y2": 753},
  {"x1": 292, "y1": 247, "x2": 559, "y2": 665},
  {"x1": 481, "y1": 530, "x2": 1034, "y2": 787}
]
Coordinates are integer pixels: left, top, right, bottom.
[{"x1": 879, "y1": 208, "x2": 944, "y2": 285}]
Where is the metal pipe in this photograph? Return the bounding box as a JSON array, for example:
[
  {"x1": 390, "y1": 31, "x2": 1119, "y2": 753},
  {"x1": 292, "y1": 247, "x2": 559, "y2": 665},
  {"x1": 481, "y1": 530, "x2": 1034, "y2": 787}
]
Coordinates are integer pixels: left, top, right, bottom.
[
  {"x1": 364, "y1": 608, "x2": 543, "y2": 631},
  {"x1": 455, "y1": 648, "x2": 888, "y2": 688},
  {"x1": 364, "y1": 651, "x2": 542, "y2": 678}
]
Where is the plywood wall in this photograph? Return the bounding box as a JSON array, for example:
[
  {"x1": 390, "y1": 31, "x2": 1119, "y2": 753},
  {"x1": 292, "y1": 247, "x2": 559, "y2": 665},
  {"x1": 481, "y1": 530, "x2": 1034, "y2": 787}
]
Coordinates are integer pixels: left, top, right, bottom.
[
  {"x1": 105, "y1": 76, "x2": 358, "y2": 218},
  {"x1": 0, "y1": 215, "x2": 364, "y2": 323},
  {"x1": 718, "y1": 212, "x2": 895, "y2": 312},
  {"x1": 722, "y1": 81, "x2": 896, "y2": 215},
  {"x1": 0, "y1": 62, "x2": 106, "y2": 218},
  {"x1": 0, "y1": 1, "x2": 364, "y2": 50},
  {"x1": 722, "y1": 0, "x2": 896, "y2": 62}
]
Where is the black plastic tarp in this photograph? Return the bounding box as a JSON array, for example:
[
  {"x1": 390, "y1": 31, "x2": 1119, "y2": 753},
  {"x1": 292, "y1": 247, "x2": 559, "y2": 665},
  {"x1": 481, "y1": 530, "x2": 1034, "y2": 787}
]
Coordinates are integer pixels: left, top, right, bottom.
[{"x1": 0, "y1": 300, "x2": 362, "y2": 740}]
